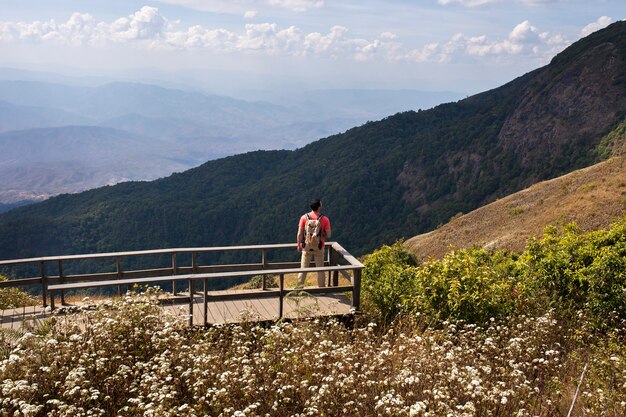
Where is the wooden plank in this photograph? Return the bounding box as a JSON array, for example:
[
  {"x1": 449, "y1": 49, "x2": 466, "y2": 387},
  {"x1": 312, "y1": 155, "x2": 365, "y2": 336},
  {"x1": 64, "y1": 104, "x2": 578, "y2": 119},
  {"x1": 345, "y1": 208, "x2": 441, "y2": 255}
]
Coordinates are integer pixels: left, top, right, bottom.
[
  {"x1": 222, "y1": 300, "x2": 236, "y2": 323},
  {"x1": 254, "y1": 297, "x2": 276, "y2": 320},
  {"x1": 207, "y1": 302, "x2": 224, "y2": 324},
  {"x1": 205, "y1": 299, "x2": 221, "y2": 324},
  {"x1": 229, "y1": 299, "x2": 246, "y2": 321},
  {"x1": 0, "y1": 293, "x2": 352, "y2": 329},
  {"x1": 224, "y1": 300, "x2": 241, "y2": 323},
  {"x1": 192, "y1": 298, "x2": 204, "y2": 325},
  {"x1": 207, "y1": 300, "x2": 225, "y2": 323},
  {"x1": 330, "y1": 242, "x2": 364, "y2": 267},
  {"x1": 0, "y1": 305, "x2": 49, "y2": 329},
  {"x1": 233, "y1": 298, "x2": 262, "y2": 322},
  {"x1": 0, "y1": 243, "x2": 306, "y2": 265},
  {"x1": 250, "y1": 301, "x2": 269, "y2": 320},
  {"x1": 48, "y1": 266, "x2": 358, "y2": 292},
  {"x1": 317, "y1": 294, "x2": 351, "y2": 316},
  {"x1": 200, "y1": 290, "x2": 280, "y2": 303},
  {"x1": 0, "y1": 278, "x2": 42, "y2": 288}
]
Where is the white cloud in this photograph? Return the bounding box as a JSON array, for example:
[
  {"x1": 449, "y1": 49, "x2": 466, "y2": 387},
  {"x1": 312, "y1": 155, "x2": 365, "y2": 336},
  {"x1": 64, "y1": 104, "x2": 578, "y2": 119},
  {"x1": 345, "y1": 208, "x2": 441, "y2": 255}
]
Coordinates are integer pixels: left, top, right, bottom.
[
  {"x1": 580, "y1": 16, "x2": 613, "y2": 37},
  {"x1": 437, "y1": 0, "x2": 558, "y2": 7},
  {"x1": 0, "y1": 9, "x2": 575, "y2": 65},
  {"x1": 437, "y1": 0, "x2": 496, "y2": 7},
  {"x1": 110, "y1": 6, "x2": 167, "y2": 41},
  {"x1": 266, "y1": 0, "x2": 324, "y2": 12},
  {"x1": 153, "y1": 0, "x2": 323, "y2": 13},
  {"x1": 518, "y1": 0, "x2": 558, "y2": 4},
  {"x1": 379, "y1": 32, "x2": 397, "y2": 40},
  {"x1": 244, "y1": 10, "x2": 258, "y2": 19},
  {"x1": 0, "y1": 6, "x2": 169, "y2": 47},
  {"x1": 390, "y1": 20, "x2": 568, "y2": 63},
  {"x1": 401, "y1": 43, "x2": 440, "y2": 63}
]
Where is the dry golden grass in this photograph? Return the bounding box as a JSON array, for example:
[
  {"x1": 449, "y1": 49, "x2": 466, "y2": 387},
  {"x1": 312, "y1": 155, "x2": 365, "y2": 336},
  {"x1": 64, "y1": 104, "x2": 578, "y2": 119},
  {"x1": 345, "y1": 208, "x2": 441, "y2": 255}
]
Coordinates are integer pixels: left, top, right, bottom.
[
  {"x1": 60, "y1": 293, "x2": 123, "y2": 305},
  {"x1": 407, "y1": 155, "x2": 626, "y2": 260}
]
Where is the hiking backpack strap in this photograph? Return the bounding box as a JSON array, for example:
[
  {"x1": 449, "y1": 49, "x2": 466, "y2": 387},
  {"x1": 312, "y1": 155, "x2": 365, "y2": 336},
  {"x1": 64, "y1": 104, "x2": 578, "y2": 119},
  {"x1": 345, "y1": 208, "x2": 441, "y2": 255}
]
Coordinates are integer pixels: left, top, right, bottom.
[{"x1": 315, "y1": 215, "x2": 324, "y2": 249}]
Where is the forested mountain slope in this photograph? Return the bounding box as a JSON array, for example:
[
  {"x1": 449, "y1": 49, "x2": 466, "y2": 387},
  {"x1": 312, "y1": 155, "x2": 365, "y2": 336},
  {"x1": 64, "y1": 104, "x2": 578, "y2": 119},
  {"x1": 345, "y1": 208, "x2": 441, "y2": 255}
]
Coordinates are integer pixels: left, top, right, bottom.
[
  {"x1": 0, "y1": 22, "x2": 624, "y2": 260},
  {"x1": 406, "y1": 132, "x2": 626, "y2": 260}
]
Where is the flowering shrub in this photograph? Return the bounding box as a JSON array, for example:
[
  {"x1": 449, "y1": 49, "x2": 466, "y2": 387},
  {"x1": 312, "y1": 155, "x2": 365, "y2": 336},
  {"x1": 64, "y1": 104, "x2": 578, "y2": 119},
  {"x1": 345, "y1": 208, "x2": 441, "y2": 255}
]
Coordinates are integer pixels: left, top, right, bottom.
[{"x1": 1, "y1": 290, "x2": 626, "y2": 416}]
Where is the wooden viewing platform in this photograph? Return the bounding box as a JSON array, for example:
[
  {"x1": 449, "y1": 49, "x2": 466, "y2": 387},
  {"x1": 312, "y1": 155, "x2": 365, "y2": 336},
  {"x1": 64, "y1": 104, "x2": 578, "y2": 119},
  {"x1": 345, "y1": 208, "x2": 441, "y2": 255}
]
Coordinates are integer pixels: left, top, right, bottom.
[{"x1": 0, "y1": 242, "x2": 364, "y2": 328}]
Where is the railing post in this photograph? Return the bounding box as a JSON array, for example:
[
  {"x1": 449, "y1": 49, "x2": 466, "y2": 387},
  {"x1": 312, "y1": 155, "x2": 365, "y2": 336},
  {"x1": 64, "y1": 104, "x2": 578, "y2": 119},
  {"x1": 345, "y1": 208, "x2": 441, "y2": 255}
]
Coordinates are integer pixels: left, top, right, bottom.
[
  {"x1": 352, "y1": 268, "x2": 362, "y2": 313},
  {"x1": 279, "y1": 273, "x2": 284, "y2": 319},
  {"x1": 332, "y1": 248, "x2": 339, "y2": 287},
  {"x1": 40, "y1": 261, "x2": 48, "y2": 308},
  {"x1": 191, "y1": 252, "x2": 198, "y2": 295},
  {"x1": 328, "y1": 247, "x2": 333, "y2": 287},
  {"x1": 261, "y1": 249, "x2": 267, "y2": 290},
  {"x1": 58, "y1": 259, "x2": 66, "y2": 305},
  {"x1": 116, "y1": 256, "x2": 122, "y2": 296},
  {"x1": 188, "y1": 278, "x2": 193, "y2": 327},
  {"x1": 203, "y1": 278, "x2": 208, "y2": 327},
  {"x1": 172, "y1": 252, "x2": 178, "y2": 296}
]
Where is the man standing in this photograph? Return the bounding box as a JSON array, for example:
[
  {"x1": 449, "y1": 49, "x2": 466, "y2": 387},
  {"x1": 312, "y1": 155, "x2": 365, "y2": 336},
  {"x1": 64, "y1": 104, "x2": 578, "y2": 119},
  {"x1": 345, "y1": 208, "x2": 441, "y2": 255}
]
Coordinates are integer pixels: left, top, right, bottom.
[{"x1": 297, "y1": 199, "x2": 331, "y2": 287}]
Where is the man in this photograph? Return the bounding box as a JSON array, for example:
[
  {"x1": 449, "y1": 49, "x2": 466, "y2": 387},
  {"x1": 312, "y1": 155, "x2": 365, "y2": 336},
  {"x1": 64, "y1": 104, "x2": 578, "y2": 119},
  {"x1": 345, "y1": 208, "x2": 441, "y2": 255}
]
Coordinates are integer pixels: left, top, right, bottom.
[{"x1": 296, "y1": 199, "x2": 331, "y2": 287}]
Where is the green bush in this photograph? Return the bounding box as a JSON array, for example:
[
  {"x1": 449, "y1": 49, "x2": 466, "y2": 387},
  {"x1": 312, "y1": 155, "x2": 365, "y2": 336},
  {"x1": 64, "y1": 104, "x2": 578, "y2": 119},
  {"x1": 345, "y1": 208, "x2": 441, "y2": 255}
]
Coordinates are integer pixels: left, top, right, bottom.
[
  {"x1": 0, "y1": 274, "x2": 38, "y2": 309},
  {"x1": 361, "y1": 216, "x2": 626, "y2": 329},
  {"x1": 361, "y1": 241, "x2": 419, "y2": 324},
  {"x1": 362, "y1": 243, "x2": 521, "y2": 325},
  {"x1": 408, "y1": 248, "x2": 520, "y2": 324},
  {"x1": 522, "y1": 218, "x2": 626, "y2": 328}
]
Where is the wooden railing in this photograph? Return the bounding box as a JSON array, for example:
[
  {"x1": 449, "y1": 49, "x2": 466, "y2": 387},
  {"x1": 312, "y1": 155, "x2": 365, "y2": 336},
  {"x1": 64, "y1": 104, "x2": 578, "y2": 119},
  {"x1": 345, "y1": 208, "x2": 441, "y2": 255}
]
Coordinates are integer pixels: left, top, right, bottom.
[{"x1": 0, "y1": 242, "x2": 364, "y2": 325}]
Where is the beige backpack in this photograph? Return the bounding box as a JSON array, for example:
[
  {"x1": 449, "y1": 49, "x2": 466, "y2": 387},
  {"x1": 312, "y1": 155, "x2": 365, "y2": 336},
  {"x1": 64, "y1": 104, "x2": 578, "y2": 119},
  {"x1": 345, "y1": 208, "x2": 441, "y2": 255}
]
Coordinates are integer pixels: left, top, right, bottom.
[{"x1": 303, "y1": 213, "x2": 324, "y2": 250}]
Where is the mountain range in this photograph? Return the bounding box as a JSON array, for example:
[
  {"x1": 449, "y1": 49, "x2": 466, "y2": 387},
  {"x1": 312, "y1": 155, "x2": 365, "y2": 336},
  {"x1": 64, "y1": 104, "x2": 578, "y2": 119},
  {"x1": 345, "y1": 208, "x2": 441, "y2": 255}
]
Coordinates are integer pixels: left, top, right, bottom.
[
  {"x1": 0, "y1": 76, "x2": 462, "y2": 205},
  {"x1": 0, "y1": 21, "x2": 624, "y2": 262}
]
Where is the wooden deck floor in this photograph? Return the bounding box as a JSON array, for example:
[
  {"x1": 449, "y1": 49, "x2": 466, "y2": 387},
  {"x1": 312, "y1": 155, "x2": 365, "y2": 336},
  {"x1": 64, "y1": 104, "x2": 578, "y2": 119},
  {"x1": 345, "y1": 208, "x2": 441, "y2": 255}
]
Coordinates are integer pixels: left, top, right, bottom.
[
  {"x1": 0, "y1": 304, "x2": 49, "y2": 329},
  {"x1": 1, "y1": 289, "x2": 353, "y2": 329}
]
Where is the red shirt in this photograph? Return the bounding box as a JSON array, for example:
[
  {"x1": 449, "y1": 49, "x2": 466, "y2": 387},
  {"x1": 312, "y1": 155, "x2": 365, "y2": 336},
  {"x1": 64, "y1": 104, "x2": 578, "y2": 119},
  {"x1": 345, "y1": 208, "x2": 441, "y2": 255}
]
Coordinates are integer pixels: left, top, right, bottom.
[{"x1": 299, "y1": 211, "x2": 331, "y2": 249}]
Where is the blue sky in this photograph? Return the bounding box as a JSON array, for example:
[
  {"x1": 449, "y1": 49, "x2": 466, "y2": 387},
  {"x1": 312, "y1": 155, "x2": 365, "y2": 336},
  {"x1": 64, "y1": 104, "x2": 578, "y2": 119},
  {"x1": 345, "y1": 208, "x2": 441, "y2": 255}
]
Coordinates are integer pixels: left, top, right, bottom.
[{"x1": 0, "y1": 0, "x2": 624, "y2": 95}]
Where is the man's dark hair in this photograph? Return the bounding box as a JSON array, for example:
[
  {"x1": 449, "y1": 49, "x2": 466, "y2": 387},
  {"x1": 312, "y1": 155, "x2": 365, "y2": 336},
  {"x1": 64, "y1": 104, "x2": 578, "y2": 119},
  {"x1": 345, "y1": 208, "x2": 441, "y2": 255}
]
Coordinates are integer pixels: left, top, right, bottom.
[{"x1": 310, "y1": 199, "x2": 322, "y2": 211}]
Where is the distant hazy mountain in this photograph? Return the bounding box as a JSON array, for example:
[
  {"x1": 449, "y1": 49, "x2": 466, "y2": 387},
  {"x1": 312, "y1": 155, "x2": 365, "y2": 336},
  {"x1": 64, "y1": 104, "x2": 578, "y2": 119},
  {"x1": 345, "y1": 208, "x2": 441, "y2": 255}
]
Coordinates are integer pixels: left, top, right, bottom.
[
  {"x1": 0, "y1": 100, "x2": 91, "y2": 133},
  {"x1": 0, "y1": 80, "x2": 292, "y2": 126},
  {"x1": 0, "y1": 126, "x2": 195, "y2": 203},
  {"x1": 251, "y1": 89, "x2": 464, "y2": 119},
  {"x1": 0, "y1": 75, "x2": 464, "y2": 205}
]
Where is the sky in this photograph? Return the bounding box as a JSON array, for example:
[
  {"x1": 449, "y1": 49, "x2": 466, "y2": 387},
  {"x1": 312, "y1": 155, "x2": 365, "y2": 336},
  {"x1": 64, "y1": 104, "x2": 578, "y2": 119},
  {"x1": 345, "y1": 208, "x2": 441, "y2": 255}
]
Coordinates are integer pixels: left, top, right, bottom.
[{"x1": 0, "y1": 0, "x2": 624, "y2": 96}]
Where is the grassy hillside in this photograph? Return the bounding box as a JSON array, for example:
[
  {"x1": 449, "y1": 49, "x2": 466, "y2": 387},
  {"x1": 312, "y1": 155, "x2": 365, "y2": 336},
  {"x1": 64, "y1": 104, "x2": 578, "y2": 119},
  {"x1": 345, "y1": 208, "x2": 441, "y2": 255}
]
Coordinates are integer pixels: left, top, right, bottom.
[
  {"x1": 406, "y1": 119, "x2": 626, "y2": 260},
  {"x1": 0, "y1": 22, "x2": 624, "y2": 263}
]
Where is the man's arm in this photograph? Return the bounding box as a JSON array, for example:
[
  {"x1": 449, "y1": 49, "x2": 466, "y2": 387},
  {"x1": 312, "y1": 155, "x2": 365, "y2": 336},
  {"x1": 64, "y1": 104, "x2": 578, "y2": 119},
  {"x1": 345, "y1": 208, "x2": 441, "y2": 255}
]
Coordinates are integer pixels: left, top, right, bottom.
[
  {"x1": 297, "y1": 227, "x2": 304, "y2": 252},
  {"x1": 323, "y1": 217, "x2": 331, "y2": 239}
]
